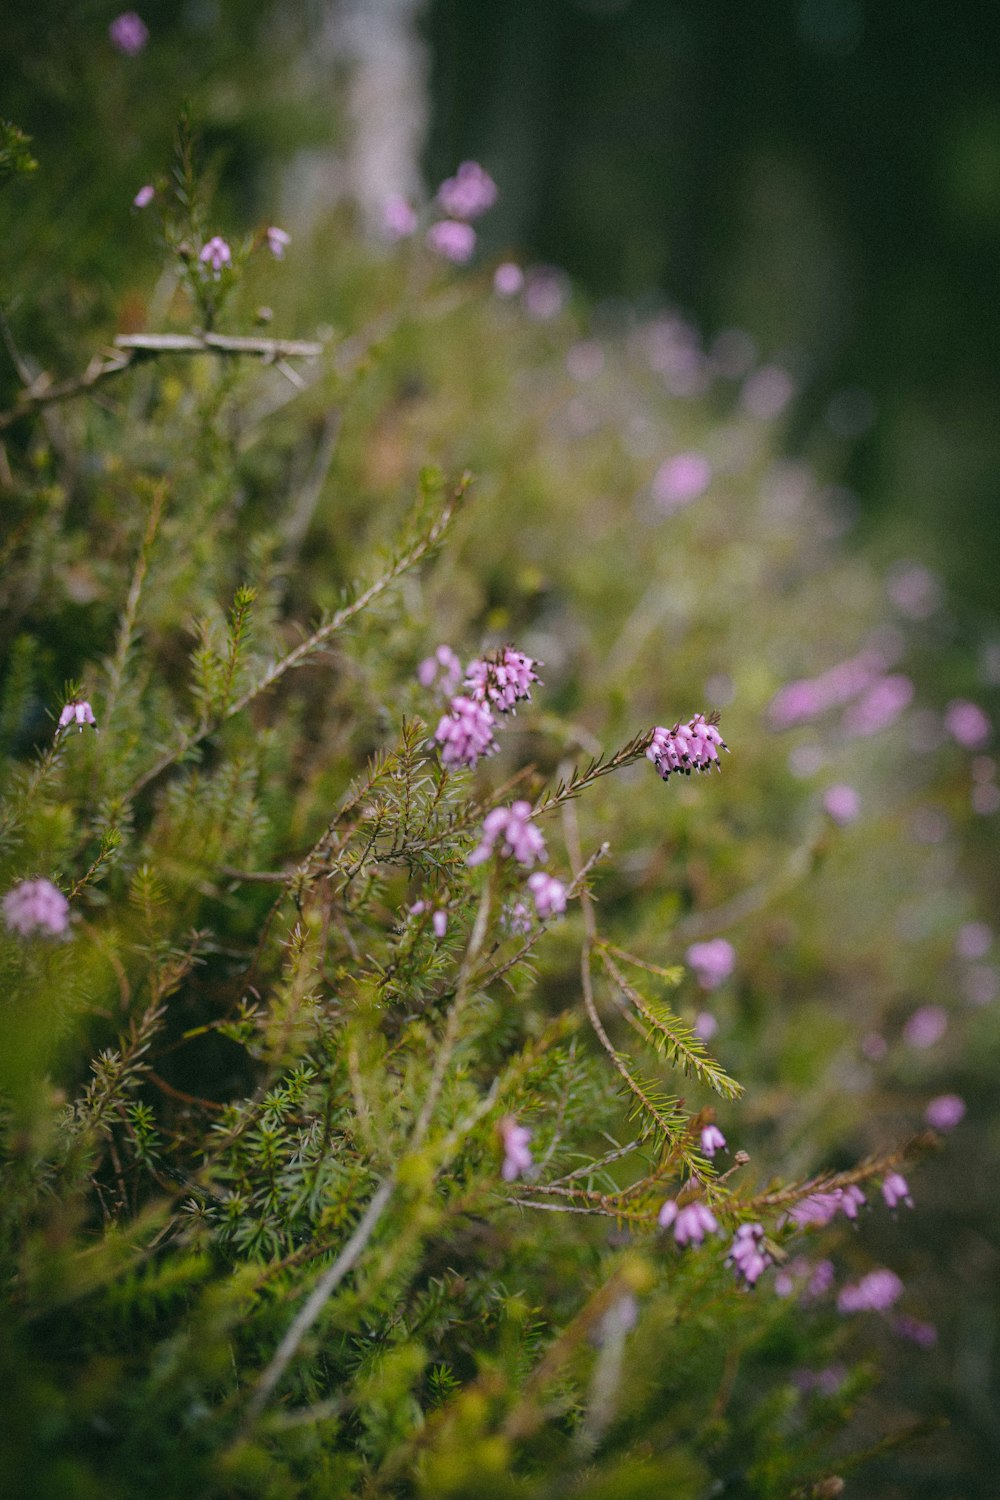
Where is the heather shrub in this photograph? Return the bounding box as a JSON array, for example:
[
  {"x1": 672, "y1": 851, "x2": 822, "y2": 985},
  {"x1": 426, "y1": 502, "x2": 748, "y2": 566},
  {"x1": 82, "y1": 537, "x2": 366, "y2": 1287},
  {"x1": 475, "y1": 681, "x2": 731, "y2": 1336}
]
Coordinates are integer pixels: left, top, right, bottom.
[{"x1": 1, "y1": 118, "x2": 997, "y2": 1500}]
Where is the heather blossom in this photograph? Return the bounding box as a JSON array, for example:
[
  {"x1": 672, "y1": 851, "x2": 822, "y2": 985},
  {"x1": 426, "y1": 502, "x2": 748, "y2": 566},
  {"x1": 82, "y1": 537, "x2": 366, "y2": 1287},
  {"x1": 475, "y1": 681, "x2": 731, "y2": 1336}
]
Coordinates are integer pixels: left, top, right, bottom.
[
  {"x1": 493, "y1": 261, "x2": 524, "y2": 297},
  {"x1": 527, "y1": 871, "x2": 567, "y2": 921},
  {"x1": 133, "y1": 184, "x2": 155, "y2": 209},
  {"x1": 499, "y1": 1117, "x2": 533, "y2": 1181},
  {"x1": 426, "y1": 220, "x2": 477, "y2": 264},
  {"x1": 109, "y1": 11, "x2": 148, "y2": 54},
  {"x1": 3, "y1": 879, "x2": 70, "y2": 938},
  {"x1": 382, "y1": 194, "x2": 418, "y2": 241},
  {"x1": 837, "y1": 1268, "x2": 904, "y2": 1314},
  {"x1": 58, "y1": 699, "x2": 97, "y2": 733},
  {"x1": 436, "y1": 161, "x2": 498, "y2": 221},
  {"x1": 465, "y1": 647, "x2": 540, "y2": 712},
  {"x1": 265, "y1": 226, "x2": 291, "y2": 260},
  {"x1": 409, "y1": 901, "x2": 448, "y2": 939},
  {"x1": 842, "y1": 674, "x2": 914, "y2": 737},
  {"x1": 434, "y1": 696, "x2": 498, "y2": 769},
  {"x1": 700, "y1": 1124, "x2": 727, "y2": 1157},
  {"x1": 944, "y1": 698, "x2": 992, "y2": 749},
  {"x1": 881, "y1": 1173, "x2": 913, "y2": 1210},
  {"x1": 686, "y1": 938, "x2": 735, "y2": 992},
  {"x1": 652, "y1": 451, "x2": 712, "y2": 511},
  {"x1": 902, "y1": 1005, "x2": 948, "y2": 1049},
  {"x1": 658, "y1": 1198, "x2": 719, "y2": 1247},
  {"x1": 467, "y1": 801, "x2": 546, "y2": 868},
  {"x1": 727, "y1": 1222, "x2": 771, "y2": 1286},
  {"x1": 823, "y1": 784, "x2": 860, "y2": 825},
  {"x1": 925, "y1": 1093, "x2": 966, "y2": 1130},
  {"x1": 417, "y1": 644, "x2": 463, "y2": 696},
  {"x1": 199, "y1": 237, "x2": 232, "y2": 277},
  {"x1": 786, "y1": 1186, "x2": 865, "y2": 1229},
  {"x1": 502, "y1": 901, "x2": 533, "y2": 936},
  {"x1": 647, "y1": 713, "x2": 727, "y2": 780}
]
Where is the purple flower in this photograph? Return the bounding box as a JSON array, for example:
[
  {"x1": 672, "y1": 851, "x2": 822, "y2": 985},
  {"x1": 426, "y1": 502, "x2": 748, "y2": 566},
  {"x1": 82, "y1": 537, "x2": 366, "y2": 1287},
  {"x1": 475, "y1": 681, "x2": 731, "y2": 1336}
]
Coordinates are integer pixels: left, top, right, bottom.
[
  {"x1": 837, "y1": 1268, "x2": 904, "y2": 1314},
  {"x1": 694, "y1": 1010, "x2": 718, "y2": 1041},
  {"x1": 652, "y1": 451, "x2": 712, "y2": 512},
  {"x1": 417, "y1": 644, "x2": 463, "y2": 696},
  {"x1": 199, "y1": 237, "x2": 232, "y2": 277},
  {"x1": 956, "y1": 922, "x2": 992, "y2": 961},
  {"x1": 493, "y1": 261, "x2": 524, "y2": 297},
  {"x1": 409, "y1": 901, "x2": 448, "y2": 939},
  {"x1": 436, "y1": 161, "x2": 498, "y2": 220},
  {"x1": 502, "y1": 901, "x2": 533, "y2": 935},
  {"x1": 902, "y1": 1005, "x2": 948, "y2": 1049},
  {"x1": 893, "y1": 1315, "x2": 937, "y2": 1348},
  {"x1": 658, "y1": 1198, "x2": 719, "y2": 1247},
  {"x1": 685, "y1": 938, "x2": 735, "y2": 992},
  {"x1": 500, "y1": 1117, "x2": 533, "y2": 1181},
  {"x1": 700, "y1": 1124, "x2": 727, "y2": 1158},
  {"x1": 527, "y1": 871, "x2": 567, "y2": 921},
  {"x1": 842, "y1": 674, "x2": 914, "y2": 737},
  {"x1": 382, "y1": 194, "x2": 418, "y2": 241},
  {"x1": 838, "y1": 1185, "x2": 866, "y2": 1220},
  {"x1": 768, "y1": 654, "x2": 879, "y2": 730},
  {"x1": 57, "y1": 699, "x2": 97, "y2": 733},
  {"x1": 804, "y1": 1259, "x2": 835, "y2": 1301},
  {"x1": 741, "y1": 364, "x2": 794, "y2": 420},
  {"x1": 467, "y1": 801, "x2": 546, "y2": 868},
  {"x1": 925, "y1": 1093, "x2": 966, "y2": 1130},
  {"x1": 426, "y1": 220, "x2": 477, "y2": 264},
  {"x1": 727, "y1": 1222, "x2": 771, "y2": 1286},
  {"x1": 886, "y1": 562, "x2": 942, "y2": 620},
  {"x1": 647, "y1": 713, "x2": 727, "y2": 780},
  {"x1": 881, "y1": 1173, "x2": 913, "y2": 1210},
  {"x1": 265, "y1": 226, "x2": 291, "y2": 260},
  {"x1": 109, "y1": 11, "x2": 148, "y2": 54},
  {"x1": 133, "y1": 184, "x2": 155, "y2": 209},
  {"x1": 823, "y1": 784, "x2": 860, "y2": 825},
  {"x1": 3, "y1": 879, "x2": 70, "y2": 937},
  {"x1": 434, "y1": 696, "x2": 498, "y2": 769},
  {"x1": 464, "y1": 647, "x2": 541, "y2": 713},
  {"x1": 944, "y1": 698, "x2": 992, "y2": 749},
  {"x1": 787, "y1": 1186, "x2": 864, "y2": 1229}
]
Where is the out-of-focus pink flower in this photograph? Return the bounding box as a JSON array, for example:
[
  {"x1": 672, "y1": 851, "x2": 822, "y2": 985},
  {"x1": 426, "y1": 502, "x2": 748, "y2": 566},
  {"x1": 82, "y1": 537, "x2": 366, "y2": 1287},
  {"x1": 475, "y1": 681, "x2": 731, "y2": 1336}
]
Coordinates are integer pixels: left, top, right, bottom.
[
  {"x1": 658, "y1": 1198, "x2": 719, "y2": 1246},
  {"x1": 524, "y1": 268, "x2": 566, "y2": 320},
  {"x1": 787, "y1": 1187, "x2": 864, "y2": 1229},
  {"x1": 861, "y1": 1031, "x2": 887, "y2": 1061},
  {"x1": 464, "y1": 647, "x2": 540, "y2": 713},
  {"x1": 199, "y1": 236, "x2": 232, "y2": 277},
  {"x1": 881, "y1": 1173, "x2": 913, "y2": 1210},
  {"x1": 499, "y1": 1116, "x2": 532, "y2": 1181},
  {"x1": 823, "y1": 784, "x2": 860, "y2": 825},
  {"x1": 804, "y1": 1259, "x2": 835, "y2": 1301},
  {"x1": 700, "y1": 1124, "x2": 727, "y2": 1157},
  {"x1": 109, "y1": 11, "x2": 148, "y2": 54},
  {"x1": 265, "y1": 226, "x2": 291, "y2": 260},
  {"x1": 652, "y1": 451, "x2": 712, "y2": 512},
  {"x1": 468, "y1": 801, "x2": 546, "y2": 868},
  {"x1": 647, "y1": 713, "x2": 727, "y2": 780},
  {"x1": 527, "y1": 872, "x2": 567, "y2": 921},
  {"x1": 902, "y1": 1005, "x2": 948, "y2": 1049},
  {"x1": 493, "y1": 261, "x2": 525, "y2": 297},
  {"x1": 768, "y1": 653, "x2": 881, "y2": 730},
  {"x1": 886, "y1": 562, "x2": 942, "y2": 620},
  {"x1": 837, "y1": 1268, "x2": 903, "y2": 1314},
  {"x1": 426, "y1": 220, "x2": 476, "y2": 264},
  {"x1": 963, "y1": 964, "x2": 998, "y2": 1006},
  {"x1": 893, "y1": 1315, "x2": 937, "y2": 1348},
  {"x1": 417, "y1": 644, "x2": 463, "y2": 696},
  {"x1": 842, "y1": 674, "x2": 914, "y2": 737},
  {"x1": 3, "y1": 878, "x2": 70, "y2": 937},
  {"x1": 944, "y1": 698, "x2": 992, "y2": 749},
  {"x1": 382, "y1": 194, "x2": 418, "y2": 241},
  {"x1": 58, "y1": 699, "x2": 97, "y2": 733},
  {"x1": 409, "y1": 901, "x2": 448, "y2": 939},
  {"x1": 972, "y1": 781, "x2": 1000, "y2": 815},
  {"x1": 728, "y1": 1222, "x2": 771, "y2": 1286},
  {"x1": 133, "y1": 184, "x2": 155, "y2": 209},
  {"x1": 838, "y1": 1185, "x2": 866, "y2": 1220},
  {"x1": 956, "y1": 922, "x2": 993, "y2": 961},
  {"x1": 925, "y1": 1093, "x2": 966, "y2": 1130},
  {"x1": 436, "y1": 161, "x2": 497, "y2": 220},
  {"x1": 434, "y1": 696, "x2": 498, "y2": 769},
  {"x1": 741, "y1": 364, "x2": 794, "y2": 420},
  {"x1": 502, "y1": 901, "x2": 533, "y2": 936},
  {"x1": 694, "y1": 1010, "x2": 718, "y2": 1040},
  {"x1": 686, "y1": 938, "x2": 735, "y2": 992}
]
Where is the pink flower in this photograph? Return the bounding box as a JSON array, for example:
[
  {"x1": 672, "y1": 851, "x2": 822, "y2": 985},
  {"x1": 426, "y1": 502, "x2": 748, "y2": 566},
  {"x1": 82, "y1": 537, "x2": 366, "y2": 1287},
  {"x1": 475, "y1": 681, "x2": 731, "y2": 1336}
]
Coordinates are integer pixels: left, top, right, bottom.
[
  {"x1": 727, "y1": 1222, "x2": 771, "y2": 1286},
  {"x1": 647, "y1": 713, "x2": 728, "y2": 780},
  {"x1": 804, "y1": 1259, "x2": 835, "y2": 1301},
  {"x1": 741, "y1": 364, "x2": 794, "y2": 420},
  {"x1": 502, "y1": 901, "x2": 533, "y2": 935},
  {"x1": 57, "y1": 699, "x2": 97, "y2": 733},
  {"x1": 434, "y1": 696, "x2": 498, "y2": 768},
  {"x1": 893, "y1": 1315, "x2": 937, "y2": 1348},
  {"x1": 652, "y1": 452, "x2": 712, "y2": 512},
  {"x1": 417, "y1": 644, "x2": 463, "y2": 696},
  {"x1": 464, "y1": 647, "x2": 541, "y2": 713},
  {"x1": 467, "y1": 801, "x2": 546, "y2": 868},
  {"x1": 768, "y1": 654, "x2": 880, "y2": 730},
  {"x1": 838, "y1": 1185, "x2": 866, "y2": 1220},
  {"x1": 881, "y1": 1173, "x2": 913, "y2": 1210},
  {"x1": 109, "y1": 11, "x2": 148, "y2": 54},
  {"x1": 265, "y1": 226, "x2": 291, "y2": 260},
  {"x1": 842, "y1": 674, "x2": 914, "y2": 737},
  {"x1": 700, "y1": 1124, "x2": 727, "y2": 1157},
  {"x1": 902, "y1": 1005, "x2": 948, "y2": 1049},
  {"x1": 686, "y1": 938, "x2": 735, "y2": 992},
  {"x1": 837, "y1": 1268, "x2": 903, "y2": 1314},
  {"x1": 823, "y1": 784, "x2": 860, "y2": 825},
  {"x1": 493, "y1": 261, "x2": 524, "y2": 297},
  {"x1": 133, "y1": 184, "x2": 155, "y2": 209},
  {"x1": 382, "y1": 194, "x2": 418, "y2": 241},
  {"x1": 956, "y1": 922, "x2": 992, "y2": 961},
  {"x1": 787, "y1": 1186, "x2": 864, "y2": 1229},
  {"x1": 658, "y1": 1198, "x2": 719, "y2": 1247},
  {"x1": 199, "y1": 237, "x2": 232, "y2": 277},
  {"x1": 3, "y1": 879, "x2": 70, "y2": 937},
  {"x1": 436, "y1": 161, "x2": 498, "y2": 220},
  {"x1": 694, "y1": 1011, "x2": 718, "y2": 1041},
  {"x1": 409, "y1": 901, "x2": 448, "y2": 939},
  {"x1": 499, "y1": 1117, "x2": 533, "y2": 1181},
  {"x1": 925, "y1": 1093, "x2": 965, "y2": 1130},
  {"x1": 944, "y1": 698, "x2": 992, "y2": 749},
  {"x1": 426, "y1": 220, "x2": 476, "y2": 264},
  {"x1": 527, "y1": 872, "x2": 567, "y2": 921},
  {"x1": 886, "y1": 563, "x2": 942, "y2": 620}
]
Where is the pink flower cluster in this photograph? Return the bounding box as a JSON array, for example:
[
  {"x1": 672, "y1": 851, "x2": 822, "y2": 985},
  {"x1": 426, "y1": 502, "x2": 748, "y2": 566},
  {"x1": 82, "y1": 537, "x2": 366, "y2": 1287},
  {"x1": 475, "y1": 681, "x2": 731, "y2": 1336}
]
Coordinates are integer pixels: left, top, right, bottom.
[
  {"x1": 500, "y1": 1117, "x2": 533, "y2": 1181},
  {"x1": 728, "y1": 1222, "x2": 771, "y2": 1286},
  {"x1": 409, "y1": 901, "x2": 448, "y2": 939},
  {"x1": 426, "y1": 644, "x2": 542, "y2": 770},
  {"x1": 199, "y1": 237, "x2": 232, "y2": 277},
  {"x1": 58, "y1": 699, "x2": 97, "y2": 733},
  {"x1": 768, "y1": 652, "x2": 882, "y2": 730},
  {"x1": 467, "y1": 801, "x2": 546, "y2": 868},
  {"x1": 646, "y1": 713, "x2": 727, "y2": 780},
  {"x1": 658, "y1": 1197, "x2": 719, "y2": 1246},
  {"x1": 527, "y1": 871, "x2": 567, "y2": 920},
  {"x1": 437, "y1": 161, "x2": 498, "y2": 221},
  {"x1": 3, "y1": 878, "x2": 70, "y2": 937},
  {"x1": 686, "y1": 937, "x2": 735, "y2": 991},
  {"x1": 786, "y1": 1185, "x2": 865, "y2": 1229},
  {"x1": 109, "y1": 11, "x2": 148, "y2": 54},
  {"x1": 837, "y1": 1268, "x2": 903, "y2": 1314}
]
